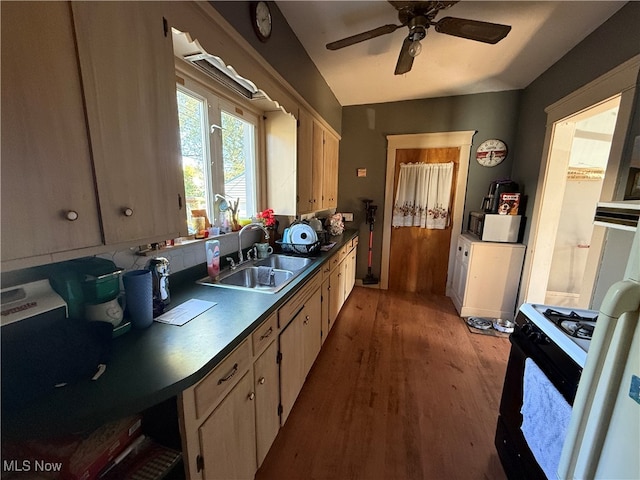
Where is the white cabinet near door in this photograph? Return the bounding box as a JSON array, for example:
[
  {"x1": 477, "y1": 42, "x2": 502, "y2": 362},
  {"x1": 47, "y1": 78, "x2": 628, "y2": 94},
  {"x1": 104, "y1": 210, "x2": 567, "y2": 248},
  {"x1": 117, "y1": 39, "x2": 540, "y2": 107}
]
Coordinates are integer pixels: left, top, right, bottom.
[{"x1": 450, "y1": 233, "x2": 525, "y2": 321}]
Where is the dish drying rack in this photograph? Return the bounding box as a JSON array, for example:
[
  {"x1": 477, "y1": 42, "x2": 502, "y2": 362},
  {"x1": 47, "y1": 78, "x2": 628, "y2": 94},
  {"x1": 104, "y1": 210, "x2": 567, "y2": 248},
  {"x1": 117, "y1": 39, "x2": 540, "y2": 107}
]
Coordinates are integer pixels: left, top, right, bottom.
[{"x1": 276, "y1": 240, "x2": 321, "y2": 256}]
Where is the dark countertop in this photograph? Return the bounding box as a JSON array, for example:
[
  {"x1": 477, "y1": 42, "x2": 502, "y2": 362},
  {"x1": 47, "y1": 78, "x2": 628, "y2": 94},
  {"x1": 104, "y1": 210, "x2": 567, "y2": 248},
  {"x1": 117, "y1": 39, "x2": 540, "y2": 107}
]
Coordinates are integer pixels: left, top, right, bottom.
[{"x1": 1, "y1": 231, "x2": 358, "y2": 440}]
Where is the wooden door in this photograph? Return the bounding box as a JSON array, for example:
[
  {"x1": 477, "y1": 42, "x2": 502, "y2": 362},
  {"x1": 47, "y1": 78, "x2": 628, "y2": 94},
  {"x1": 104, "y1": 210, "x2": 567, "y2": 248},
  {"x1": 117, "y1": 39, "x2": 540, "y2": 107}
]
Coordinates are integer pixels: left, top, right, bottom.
[{"x1": 388, "y1": 147, "x2": 460, "y2": 294}]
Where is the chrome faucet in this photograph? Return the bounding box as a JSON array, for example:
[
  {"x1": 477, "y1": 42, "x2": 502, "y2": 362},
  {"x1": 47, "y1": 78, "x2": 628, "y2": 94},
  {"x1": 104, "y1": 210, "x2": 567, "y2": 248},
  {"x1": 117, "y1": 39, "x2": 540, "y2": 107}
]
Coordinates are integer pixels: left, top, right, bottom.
[{"x1": 237, "y1": 222, "x2": 270, "y2": 264}]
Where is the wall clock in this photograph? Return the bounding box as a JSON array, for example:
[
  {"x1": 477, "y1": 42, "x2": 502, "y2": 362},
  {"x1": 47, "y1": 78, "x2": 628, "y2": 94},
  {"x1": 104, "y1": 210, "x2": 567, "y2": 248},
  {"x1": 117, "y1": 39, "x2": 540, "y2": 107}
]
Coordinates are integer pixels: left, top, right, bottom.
[
  {"x1": 476, "y1": 139, "x2": 508, "y2": 167},
  {"x1": 250, "y1": 1, "x2": 272, "y2": 43}
]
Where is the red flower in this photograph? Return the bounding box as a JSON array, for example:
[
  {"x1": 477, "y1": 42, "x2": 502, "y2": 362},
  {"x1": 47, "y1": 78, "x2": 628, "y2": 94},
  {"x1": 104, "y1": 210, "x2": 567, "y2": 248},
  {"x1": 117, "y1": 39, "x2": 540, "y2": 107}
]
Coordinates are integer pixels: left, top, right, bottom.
[{"x1": 257, "y1": 208, "x2": 276, "y2": 227}]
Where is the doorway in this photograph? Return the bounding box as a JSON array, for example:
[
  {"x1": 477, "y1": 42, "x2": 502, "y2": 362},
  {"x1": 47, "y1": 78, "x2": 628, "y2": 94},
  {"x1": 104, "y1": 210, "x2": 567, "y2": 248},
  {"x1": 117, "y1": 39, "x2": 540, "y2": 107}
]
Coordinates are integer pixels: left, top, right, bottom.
[
  {"x1": 388, "y1": 147, "x2": 459, "y2": 294},
  {"x1": 380, "y1": 131, "x2": 476, "y2": 291},
  {"x1": 544, "y1": 100, "x2": 620, "y2": 308},
  {"x1": 522, "y1": 55, "x2": 639, "y2": 308}
]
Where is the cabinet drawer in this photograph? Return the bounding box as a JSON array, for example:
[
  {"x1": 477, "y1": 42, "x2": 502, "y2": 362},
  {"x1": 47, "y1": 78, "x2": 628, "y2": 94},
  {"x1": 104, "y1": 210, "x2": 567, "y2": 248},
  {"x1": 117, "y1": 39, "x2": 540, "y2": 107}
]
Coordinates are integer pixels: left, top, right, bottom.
[
  {"x1": 252, "y1": 312, "x2": 278, "y2": 357},
  {"x1": 279, "y1": 271, "x2": 322, "y2": 329},
  {"x1": 351, "y1": 236, "x2": 359, "y2": 248},
  {"x1": 193, "y1": 338, "x2": 251, "y2": 420}
]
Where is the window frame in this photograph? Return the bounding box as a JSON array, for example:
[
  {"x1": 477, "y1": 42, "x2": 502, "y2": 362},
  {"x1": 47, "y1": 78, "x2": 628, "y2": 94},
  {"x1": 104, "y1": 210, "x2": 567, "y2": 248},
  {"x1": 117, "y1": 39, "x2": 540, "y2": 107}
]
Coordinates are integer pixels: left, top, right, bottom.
[{"x1": 176, "y1": 69, "x2": 263, "y2": 231}]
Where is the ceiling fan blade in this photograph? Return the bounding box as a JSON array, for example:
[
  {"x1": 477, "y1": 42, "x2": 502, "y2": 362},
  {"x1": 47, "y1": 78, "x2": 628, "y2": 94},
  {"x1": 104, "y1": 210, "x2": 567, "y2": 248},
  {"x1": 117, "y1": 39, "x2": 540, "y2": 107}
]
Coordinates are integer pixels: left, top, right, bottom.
[
  {"x1": 326, "y1": 24, "x2": 402, "y2": 50},
  {"x1": 434, "y1": 16, "x2": 511, "y2": 44},
  {"x1": 394, "y1": 36, "x2": 414, "y2": 75}
]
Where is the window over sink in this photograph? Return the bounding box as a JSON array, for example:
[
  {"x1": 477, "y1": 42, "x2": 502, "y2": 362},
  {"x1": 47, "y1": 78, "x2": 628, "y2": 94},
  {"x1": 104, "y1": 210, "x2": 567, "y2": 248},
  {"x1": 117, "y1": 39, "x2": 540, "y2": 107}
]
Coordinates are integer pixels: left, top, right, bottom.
[{"x1": 177, "y1": 78, "x2": 258, "y2": 234}]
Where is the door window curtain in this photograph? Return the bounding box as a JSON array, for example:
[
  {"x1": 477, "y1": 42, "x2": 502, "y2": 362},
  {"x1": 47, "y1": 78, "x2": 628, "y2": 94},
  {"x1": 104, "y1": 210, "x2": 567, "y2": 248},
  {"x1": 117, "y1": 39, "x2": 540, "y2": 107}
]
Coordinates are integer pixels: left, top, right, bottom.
[{"x1": 392, "y1": 162, "x2": 453, "y2": 229}]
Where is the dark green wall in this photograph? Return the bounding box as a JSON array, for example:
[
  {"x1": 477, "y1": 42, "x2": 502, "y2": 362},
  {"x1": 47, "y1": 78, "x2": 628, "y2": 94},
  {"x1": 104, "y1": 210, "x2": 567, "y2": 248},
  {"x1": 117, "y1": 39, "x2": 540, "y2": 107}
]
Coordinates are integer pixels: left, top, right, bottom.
[
  {"x1": 211, "y1": 1, "x2": 342, "y2": 132},
  {"x1": 511, "y1": 1, "x2": 640, "y2": 242},
  {"x1": 339, "y1": 91, "x2": 521, "y2": 279}
]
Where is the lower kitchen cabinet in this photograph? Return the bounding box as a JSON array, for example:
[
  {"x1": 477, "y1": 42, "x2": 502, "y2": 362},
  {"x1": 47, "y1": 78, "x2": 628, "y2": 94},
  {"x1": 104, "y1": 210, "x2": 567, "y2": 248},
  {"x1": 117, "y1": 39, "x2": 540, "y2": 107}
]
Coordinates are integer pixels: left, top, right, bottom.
[
  {"x1": 253, "y1": 340, "x2": 280, "y2": 467},
  {"x1": 449, "y1": 233, "x2": 525, "y2": 320},
  {"x1": 278, "y1": 276, "x2": 322, "y2": 425},
  {"x1": 198, "y1": 371, "x2": 257, "y2": 480}
]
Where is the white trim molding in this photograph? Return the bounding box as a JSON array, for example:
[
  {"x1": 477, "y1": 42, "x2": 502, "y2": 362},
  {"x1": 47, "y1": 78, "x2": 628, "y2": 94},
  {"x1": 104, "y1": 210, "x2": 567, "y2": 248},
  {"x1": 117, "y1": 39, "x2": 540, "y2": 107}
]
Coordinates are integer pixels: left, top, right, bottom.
[{"x1": 381, "y1": 131, "x2": 476, "y2": 290}]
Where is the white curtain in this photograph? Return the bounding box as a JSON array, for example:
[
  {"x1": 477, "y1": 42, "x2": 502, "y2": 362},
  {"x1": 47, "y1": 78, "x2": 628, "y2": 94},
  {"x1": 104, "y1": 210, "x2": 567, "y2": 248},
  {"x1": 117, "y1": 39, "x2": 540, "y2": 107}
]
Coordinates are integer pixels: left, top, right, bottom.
[{"x1": 392, "y1": 162, "x2": 454, "y2": 229}]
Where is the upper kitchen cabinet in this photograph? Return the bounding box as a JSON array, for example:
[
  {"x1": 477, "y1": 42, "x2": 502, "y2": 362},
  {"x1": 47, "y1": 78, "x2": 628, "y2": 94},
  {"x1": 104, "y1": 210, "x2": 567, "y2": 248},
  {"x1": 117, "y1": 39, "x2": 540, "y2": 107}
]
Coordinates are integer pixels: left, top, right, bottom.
[
  {"x1": 316, "y1": 121, "x2": 339, "y2": 210},
  {"x1": 282, "y1": 107, "x2": 340, "y2": 216},
  {"x1": 1, "y1": 2, "x2": 103, "y2": 262},
  {"x1": 72, "y1": 1, "x2": 186, "y2": 244}
]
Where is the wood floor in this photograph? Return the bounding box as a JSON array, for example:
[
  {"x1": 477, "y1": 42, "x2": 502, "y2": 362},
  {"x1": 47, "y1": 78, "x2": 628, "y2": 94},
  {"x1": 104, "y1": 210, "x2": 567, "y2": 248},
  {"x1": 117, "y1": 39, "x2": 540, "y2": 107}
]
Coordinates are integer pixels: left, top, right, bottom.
[{"x1": 255, "y1": 286, "x2": 511, "y2": 480}]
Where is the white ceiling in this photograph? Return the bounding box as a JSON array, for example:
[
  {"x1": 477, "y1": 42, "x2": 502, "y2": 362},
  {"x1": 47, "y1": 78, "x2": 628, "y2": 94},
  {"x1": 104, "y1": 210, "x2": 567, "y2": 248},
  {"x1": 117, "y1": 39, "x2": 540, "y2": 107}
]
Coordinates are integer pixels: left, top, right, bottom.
[{"x1": 276, "y1": 1, "x2": 626, "y2": 106}]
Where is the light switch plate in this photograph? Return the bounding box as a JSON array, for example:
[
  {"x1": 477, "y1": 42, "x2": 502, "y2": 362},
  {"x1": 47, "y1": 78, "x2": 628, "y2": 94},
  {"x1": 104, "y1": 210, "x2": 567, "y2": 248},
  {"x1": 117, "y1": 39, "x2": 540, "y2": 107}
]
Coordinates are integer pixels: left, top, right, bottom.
[
  {"x1": 343, "y1": 213, "x2": 354, "y2": 222},
  {"x1": 357, "y1": 168, "x2": 367, "y2": 177}
]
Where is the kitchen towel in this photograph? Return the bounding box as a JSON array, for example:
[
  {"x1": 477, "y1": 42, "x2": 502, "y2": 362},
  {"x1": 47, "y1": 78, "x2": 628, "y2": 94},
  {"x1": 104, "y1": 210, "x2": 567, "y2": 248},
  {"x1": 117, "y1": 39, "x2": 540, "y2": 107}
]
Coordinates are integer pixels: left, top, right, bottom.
[
  {"x1": 521, "y1": 358, "x2": 572, "y2": 480},
  {"x1": 257, "y1": 266, "x2": 273, "y2": 286}
]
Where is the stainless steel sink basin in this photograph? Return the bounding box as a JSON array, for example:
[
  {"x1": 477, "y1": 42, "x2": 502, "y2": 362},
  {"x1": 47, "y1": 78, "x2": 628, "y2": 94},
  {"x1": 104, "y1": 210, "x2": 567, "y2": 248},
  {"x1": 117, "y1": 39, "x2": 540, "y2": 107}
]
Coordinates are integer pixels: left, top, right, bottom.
[
  {"x1": 253, "y1": 254, "x2": 313, "y2": 272},
  {"x1": 197, "y1": 254, "x2": 315, "y2": 293},
  {"x1": 199, "y1": 266, "x2": 299, "y2": 294}
]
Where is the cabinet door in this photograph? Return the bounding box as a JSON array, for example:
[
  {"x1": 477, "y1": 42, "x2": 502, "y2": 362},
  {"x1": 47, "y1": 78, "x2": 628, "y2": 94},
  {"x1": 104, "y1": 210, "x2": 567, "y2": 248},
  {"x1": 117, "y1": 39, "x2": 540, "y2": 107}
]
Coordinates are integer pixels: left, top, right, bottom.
[
  {"x1": 253, "y1": 341, "x2": 280, "y2": 467},
  {"x1": 344, "y1": 246, "x2": 357, "y2": 299},
  {"x1": 296, "y1": 108, "x2": 314, "y2": 214},
  {"x1": 321, "y1": 278, "x2": 330, "y2": 343},
  {"x1": 199, "y1": 372, "x2": 257, "y2": 480},
  {"x1": 322, "y1": 130, "x2": 340, "y2": 210},
  {"x1": 279, "y1": 311, "x2": 304, "y2": 425},
  {"x1": 329, "y1": 266, "x2": 344, "y2": 332},
  {"x1": 302, "y1": 289, "x2": 322, "y2": 378},
  {"x1": 72, "y1": 2, "x2": 186, "y2": 244},
  {"x1": 1, "y1": 2, "x2": 103, "y2": 261},
  {"x1": 312, "y1": 120, "x2": 324, "y2": 210}
]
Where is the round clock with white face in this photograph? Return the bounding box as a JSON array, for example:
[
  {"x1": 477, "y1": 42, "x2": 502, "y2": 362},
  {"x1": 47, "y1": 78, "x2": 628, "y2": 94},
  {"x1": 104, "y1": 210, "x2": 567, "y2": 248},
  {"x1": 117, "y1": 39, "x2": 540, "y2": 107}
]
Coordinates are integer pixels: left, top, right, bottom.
[
  {"x1": 251, "y1": 1, "x2": 272, "y2": 42},
  {"x1": 476, "y1": 139, "x2": 508, "y2": 167}
]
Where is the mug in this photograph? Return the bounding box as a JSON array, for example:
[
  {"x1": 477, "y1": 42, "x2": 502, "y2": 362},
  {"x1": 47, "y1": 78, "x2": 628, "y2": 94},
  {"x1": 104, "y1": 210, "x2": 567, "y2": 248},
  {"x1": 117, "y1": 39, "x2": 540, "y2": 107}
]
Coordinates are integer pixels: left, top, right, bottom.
[{"x1": 255, "y1": 243, "x2": 273, "y2": 259}]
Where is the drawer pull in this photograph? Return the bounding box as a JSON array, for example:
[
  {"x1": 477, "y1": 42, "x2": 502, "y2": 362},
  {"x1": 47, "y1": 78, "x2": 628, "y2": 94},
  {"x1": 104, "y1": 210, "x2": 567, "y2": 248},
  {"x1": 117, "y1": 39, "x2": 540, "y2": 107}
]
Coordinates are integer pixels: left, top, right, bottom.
[
  {"x1": 65, "y1": 210, "x2": 79, "y2": 221},
  {"x1": 303, "y1": 315, "x2": 310, "y2": 325},
  {"x1": 217, "y1": 363, "x2": 238, "y2": 385},
  {"x1": 258, "y1": 376, "x2": 266, "y2": 385},
  {"x1": 259, "y1": 327, "x2": 273, "y2": 341},
  {"x1": 248, "y1": 392, "x2": 255, "y2": 401}
]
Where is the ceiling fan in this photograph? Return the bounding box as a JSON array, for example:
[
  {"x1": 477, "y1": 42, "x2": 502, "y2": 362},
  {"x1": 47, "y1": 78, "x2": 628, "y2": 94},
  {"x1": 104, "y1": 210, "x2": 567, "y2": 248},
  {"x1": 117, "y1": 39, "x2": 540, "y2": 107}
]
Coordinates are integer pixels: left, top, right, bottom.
[{"x1": 326, "y1": 1, "x2": 511, "y2": 75}]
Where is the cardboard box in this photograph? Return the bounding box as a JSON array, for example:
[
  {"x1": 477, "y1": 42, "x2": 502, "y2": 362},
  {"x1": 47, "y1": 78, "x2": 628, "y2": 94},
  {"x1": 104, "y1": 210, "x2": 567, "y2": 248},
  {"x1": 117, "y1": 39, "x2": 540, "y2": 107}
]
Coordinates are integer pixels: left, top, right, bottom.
[
  {"x1": 498, "y1": 193, "x2": 520, "y2": 215},
  {"x1": 2, "y1": 415, "x2": 142, "y2": 480}
]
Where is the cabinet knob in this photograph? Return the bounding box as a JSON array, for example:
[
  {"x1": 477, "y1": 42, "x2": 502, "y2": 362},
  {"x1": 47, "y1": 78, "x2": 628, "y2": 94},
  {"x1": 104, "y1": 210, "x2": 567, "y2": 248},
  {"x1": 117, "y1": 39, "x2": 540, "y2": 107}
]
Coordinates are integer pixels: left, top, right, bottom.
[
  {"x1": 304, "y1": 315, "x2": 310, "y2": 325},
  {"x1": 123, "y1": 207, "x2": 134, "y2": 217},
  {"x1": 464, "y1": 251, "x2": 468, "y2": 257},
  {"x1": 248, "y1": 392, "x2": 255, "y2": 401},
  {"x1": 258, "y1": 377, "x2": 266, "y2": 385},
  {"x1": 458, "y1": 246, "x2": 462, "y2": 251},
  {"x1": 65, "y1": 210, "x2": 79, "y2": 221}
]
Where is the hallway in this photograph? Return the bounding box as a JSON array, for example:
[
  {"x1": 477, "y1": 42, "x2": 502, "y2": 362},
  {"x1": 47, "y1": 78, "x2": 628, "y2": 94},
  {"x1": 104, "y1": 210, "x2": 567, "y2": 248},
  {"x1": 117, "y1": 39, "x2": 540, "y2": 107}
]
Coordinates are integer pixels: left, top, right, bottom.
[{"x1": 255, "y1": 287, "x2": 510, "y2": 480}]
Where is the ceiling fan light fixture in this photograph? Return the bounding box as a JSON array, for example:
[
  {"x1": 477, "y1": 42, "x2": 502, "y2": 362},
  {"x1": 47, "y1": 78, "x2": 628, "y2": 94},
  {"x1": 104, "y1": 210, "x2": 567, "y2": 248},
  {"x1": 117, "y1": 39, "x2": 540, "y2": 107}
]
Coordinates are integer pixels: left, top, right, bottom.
[{"x1": 408, "y1": 39, "x2": 422, "y2": 57}]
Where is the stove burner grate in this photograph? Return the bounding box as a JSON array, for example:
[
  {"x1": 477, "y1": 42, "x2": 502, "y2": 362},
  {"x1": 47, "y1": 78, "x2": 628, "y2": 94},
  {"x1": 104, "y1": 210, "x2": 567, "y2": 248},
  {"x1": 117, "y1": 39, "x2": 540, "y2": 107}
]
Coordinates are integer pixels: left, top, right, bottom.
[{"x1": 543, "y1": 308, "x2": 598, "y2": 340}]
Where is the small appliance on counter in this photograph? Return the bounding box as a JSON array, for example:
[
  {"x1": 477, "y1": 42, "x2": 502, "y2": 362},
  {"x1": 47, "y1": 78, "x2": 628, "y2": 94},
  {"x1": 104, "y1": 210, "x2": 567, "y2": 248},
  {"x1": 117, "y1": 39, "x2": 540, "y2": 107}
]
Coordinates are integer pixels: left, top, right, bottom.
[
  {"x1": 482, "y1": 179, "x2": 520, "y2": 214},
  {"x1": 468, "y1": 211, "x2": 521, "y2": 243}
]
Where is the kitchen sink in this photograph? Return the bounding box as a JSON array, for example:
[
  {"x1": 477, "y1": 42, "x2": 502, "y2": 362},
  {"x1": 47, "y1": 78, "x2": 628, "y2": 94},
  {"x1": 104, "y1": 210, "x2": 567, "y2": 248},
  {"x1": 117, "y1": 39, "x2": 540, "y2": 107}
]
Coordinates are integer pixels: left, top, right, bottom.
[
  {"x1": 197, "y1": 254, "x2": 315, "y2": 293},
  {"x1": 253, "y1": 254, "x2": 313, "y2": 272}
]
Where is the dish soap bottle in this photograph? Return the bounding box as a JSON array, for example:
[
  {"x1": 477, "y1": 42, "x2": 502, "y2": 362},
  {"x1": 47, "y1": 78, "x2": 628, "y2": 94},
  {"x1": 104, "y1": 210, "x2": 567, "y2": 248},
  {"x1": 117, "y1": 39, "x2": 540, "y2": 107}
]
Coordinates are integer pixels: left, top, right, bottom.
[{"x1": 206, "y1": 240, "x2": 220, "y2": 278}]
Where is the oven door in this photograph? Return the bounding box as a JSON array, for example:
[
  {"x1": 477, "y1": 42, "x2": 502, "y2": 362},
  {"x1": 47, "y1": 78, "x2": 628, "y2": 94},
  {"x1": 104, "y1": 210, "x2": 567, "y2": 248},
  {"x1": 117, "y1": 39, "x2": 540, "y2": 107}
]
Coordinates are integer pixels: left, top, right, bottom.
[{"x1": 495, "y1": 313, "x2": 581, "y2": 480}]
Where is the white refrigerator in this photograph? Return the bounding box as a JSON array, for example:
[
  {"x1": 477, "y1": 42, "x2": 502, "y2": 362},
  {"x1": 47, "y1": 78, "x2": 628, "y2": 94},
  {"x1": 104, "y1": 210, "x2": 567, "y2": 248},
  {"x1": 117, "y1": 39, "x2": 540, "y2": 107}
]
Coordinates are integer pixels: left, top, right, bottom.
[{"x1": 558, "y1": 201, "x2": 640, "y2": 479}]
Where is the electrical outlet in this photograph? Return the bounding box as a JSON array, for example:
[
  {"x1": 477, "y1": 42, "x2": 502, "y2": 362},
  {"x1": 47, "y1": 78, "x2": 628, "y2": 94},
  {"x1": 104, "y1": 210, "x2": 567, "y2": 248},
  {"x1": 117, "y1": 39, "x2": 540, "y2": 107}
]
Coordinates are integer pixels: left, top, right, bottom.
[{"x1": 343, "y1": 212, "x2": 354, "y2": 222}]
